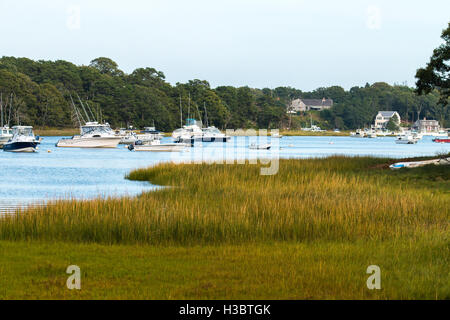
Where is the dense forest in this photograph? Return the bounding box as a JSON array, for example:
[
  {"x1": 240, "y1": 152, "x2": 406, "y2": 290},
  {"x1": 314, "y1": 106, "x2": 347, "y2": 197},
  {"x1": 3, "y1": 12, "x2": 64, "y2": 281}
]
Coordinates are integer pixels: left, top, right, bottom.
[{"x1": 0, "y1": 56, "x2": 448, "y2": 131}]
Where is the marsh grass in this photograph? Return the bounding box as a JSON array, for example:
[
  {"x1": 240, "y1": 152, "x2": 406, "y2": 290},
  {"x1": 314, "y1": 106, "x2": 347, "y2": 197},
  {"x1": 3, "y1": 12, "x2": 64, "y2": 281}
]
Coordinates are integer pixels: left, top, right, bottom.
[
  {"x1": 1, "y1": 156, "x2": 448, "y2": 246},
  {"x1": 34, "y1": 127, "x2": 79, "y2": 137}
]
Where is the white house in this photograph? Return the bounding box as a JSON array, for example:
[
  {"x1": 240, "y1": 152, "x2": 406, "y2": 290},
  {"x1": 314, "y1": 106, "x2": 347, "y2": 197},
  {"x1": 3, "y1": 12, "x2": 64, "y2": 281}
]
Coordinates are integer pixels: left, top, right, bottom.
[{"x1": 374, "y1": 111, "x2": 401, "y2": 129}]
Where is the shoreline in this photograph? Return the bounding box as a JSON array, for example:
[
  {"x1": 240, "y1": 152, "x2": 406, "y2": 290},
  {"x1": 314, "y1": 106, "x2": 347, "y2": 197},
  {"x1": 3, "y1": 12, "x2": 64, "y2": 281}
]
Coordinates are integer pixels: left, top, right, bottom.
[{"x1": 35, "y1": 128, "x2": 352, "y2": 137}]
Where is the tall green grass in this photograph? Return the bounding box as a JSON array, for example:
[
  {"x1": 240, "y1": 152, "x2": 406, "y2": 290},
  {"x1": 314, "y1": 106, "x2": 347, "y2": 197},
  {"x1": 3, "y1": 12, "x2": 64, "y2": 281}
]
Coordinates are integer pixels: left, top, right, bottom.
[{"x1": 1, "y1": 156, "x2": 448, "y2": 245}]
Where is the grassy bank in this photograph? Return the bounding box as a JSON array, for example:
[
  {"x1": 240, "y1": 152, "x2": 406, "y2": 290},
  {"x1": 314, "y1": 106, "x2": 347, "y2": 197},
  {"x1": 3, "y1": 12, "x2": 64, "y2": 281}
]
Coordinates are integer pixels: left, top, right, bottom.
[
  {"x1": 34, "y1": 127, "x2": 79, "y2": 137},
  {"x1": 279, "y1": 130, "x2": 350, "y2": 136},
  {"x1": 0, "y1": 156, "x2": 448, "y2": 299},
  {"x1": 225, "y1": 130, "x2": 350, "y2": 136}
]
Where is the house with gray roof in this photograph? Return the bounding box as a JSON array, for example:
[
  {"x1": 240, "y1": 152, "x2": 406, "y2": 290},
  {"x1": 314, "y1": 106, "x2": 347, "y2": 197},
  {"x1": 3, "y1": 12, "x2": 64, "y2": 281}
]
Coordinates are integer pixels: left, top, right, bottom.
[
  {"x1": 412, "y1": 118, "x2": 440, "y2": 133},
  {"x1": 287, "y1": 98, "x2": 333, "y2": 113}
]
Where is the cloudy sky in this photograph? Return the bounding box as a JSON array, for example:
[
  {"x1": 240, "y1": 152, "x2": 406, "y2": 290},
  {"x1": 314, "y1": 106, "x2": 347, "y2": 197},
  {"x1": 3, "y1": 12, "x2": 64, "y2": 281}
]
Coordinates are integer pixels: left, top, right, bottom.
[{"x1": 1, "y1": 0, "x2": 449, "y2": 90}]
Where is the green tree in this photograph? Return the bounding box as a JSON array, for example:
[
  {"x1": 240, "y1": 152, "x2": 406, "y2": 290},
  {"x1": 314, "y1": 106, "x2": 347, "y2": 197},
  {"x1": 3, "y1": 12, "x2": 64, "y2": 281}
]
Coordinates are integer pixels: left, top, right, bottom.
[
  {"x1": 415, "y1": 22, "x2": 449, "y2": 126},
  {"x1": 386, "y1": 114, "x2": 400, "y2": 131}
]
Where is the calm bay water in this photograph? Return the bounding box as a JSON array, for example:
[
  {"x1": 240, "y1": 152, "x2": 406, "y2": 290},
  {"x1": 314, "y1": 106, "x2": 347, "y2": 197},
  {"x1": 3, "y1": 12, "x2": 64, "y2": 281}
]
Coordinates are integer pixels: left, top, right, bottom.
[{"x1": 0, "y1": 135, "x2": 448, "y2": 212}]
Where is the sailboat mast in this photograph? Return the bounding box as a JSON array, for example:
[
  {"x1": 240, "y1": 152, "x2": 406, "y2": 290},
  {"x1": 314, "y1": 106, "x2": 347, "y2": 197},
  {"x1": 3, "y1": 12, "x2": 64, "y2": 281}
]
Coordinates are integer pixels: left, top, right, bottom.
[
  {"x1": 203, "y1": 102, "x2": 209, "y2": 127},
  {"x1": 188, "y1": 92, "x2": 191, "y2": 121},
  {"x1": 179, "y1": 95, "x2": 182, "y2": 127},
  {"x1": 0, "y1": 92, "x2": 3, "y2": 128},
  {"x1": 8, "y1": 93, "x2": 12, "y2": 127}
]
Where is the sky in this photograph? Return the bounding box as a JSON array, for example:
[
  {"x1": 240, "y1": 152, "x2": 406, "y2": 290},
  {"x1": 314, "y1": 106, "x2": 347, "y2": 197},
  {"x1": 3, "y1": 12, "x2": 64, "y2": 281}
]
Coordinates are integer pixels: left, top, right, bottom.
[{"x1": 0, "y1": 0, "x2": 449, "y2": 91}]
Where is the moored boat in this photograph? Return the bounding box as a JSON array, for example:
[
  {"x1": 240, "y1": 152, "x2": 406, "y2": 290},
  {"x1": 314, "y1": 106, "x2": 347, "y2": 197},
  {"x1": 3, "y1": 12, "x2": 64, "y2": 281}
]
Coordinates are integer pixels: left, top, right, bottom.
[
  {"x1": 0, "y1": 126, "x2": 12, "y2": 148},
  {"x1": 128, "y1": 140, "x2": 188, "y2": 152},
  {"x1": 395, "y1": 134, "x2": 419, "y2": 144},
  {"x1": 433, "y1": 138, "x2": 450, "y2": 143},
  {"x1": 56, "y1": 122, "x2": 121, "y2": 148},
  {"x1": 3, "y1": 126, "x2": 40, "y2": 152},
  {"x1": 249, "y1": 143, "x2": 271, "y2": 150}
]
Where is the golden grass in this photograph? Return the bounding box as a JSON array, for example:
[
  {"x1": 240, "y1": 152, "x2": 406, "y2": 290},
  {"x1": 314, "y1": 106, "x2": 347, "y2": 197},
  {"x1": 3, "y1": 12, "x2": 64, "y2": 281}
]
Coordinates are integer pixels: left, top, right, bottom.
[{"x1": 1, "y1": 157, "x2": 448, "y2": 245}]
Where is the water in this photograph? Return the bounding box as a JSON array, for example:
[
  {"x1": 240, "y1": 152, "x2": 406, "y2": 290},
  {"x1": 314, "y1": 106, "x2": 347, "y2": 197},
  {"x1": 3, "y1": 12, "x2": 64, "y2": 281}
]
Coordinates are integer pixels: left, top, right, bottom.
[{"x1": 0, "y1": 135, "x2": 448, "y2": 212}]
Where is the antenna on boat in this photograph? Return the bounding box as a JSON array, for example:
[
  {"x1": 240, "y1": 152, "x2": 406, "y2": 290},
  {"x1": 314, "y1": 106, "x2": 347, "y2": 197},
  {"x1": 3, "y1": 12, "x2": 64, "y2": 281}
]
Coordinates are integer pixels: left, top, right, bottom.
[
  {"x1": 8, "y1": 93, "x2": 13, "y2": 127},
  {"x1": 85, "y1": 101, "x2": 96, "y2": 122},
  {"x1": 203, "y1": 102, "x2": 209, "y2": 127},
  {"x1": 195, "y1": 103, "x2": 202, "y2": 128},
  {"x1": 179, "y1": 95, "x2": 183, "y2": 127},
  {"x1": 0, "y1": 92, "x2": 3, "y2": 128},
  {"x1": 188, "y1": 92, "x2": 191, "y2": 122},
  {"x1": 76, "y1": 93, "x2": 91, "y2": 122},
  {"x1": 69, "y1": 94, "x2": 84, "y2": 127}
]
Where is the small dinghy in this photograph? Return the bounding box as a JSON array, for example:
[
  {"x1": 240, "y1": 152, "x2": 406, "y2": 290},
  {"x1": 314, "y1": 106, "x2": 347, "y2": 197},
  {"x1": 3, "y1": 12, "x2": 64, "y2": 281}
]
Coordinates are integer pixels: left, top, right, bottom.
[
  {"x1": 249, "y1": 143, "x2": 271, "y2": 150},
  {"x1": 389, "y1": 157, "x2": 450, "y2": 170},
  {"x1": 128, "y1": 140, "x2": 188, "y2": 152}
]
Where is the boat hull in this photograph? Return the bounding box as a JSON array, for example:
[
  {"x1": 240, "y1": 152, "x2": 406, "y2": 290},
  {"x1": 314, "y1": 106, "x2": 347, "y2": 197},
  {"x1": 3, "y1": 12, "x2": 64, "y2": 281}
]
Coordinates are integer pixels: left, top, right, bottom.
[
  {"x1": 56, "y1": 137, "x2": 121, "y2": 148},
  {"x1": 3, "y1": 142, "x2": 38, "y2": 152},
  {"x1": 395, "y1": 140, "x2": 417, "y2": 144},
  {"x1": 433, "y1": 138, "x2": 450, "y2": 143},
  {"x1": 130, "y1": 143, "x2": 187, "y2": 152}
]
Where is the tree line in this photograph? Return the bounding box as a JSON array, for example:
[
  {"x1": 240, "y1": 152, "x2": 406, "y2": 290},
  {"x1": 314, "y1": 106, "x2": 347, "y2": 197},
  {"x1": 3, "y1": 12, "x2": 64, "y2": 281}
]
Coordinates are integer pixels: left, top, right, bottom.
[{"x1": 0, "y1": 56, "x2": 448, "y2": 131}]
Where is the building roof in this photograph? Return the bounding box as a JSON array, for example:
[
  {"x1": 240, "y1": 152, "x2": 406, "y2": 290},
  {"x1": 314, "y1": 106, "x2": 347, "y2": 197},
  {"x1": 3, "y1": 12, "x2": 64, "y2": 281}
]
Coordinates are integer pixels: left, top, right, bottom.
[
  {"x1": 414, "y1": 119, "x2": 439, "y2": 125},
  {"x1": 378, "y1": 111, "x2": 398, "y2": 118},
  {"x1": 300, "y1": 99, "x2": 333, "y2": 107}
]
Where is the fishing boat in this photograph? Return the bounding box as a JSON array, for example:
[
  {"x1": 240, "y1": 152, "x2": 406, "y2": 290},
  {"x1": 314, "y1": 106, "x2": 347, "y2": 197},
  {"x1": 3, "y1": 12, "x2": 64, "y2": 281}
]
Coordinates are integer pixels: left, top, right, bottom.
[
  {"x1": 249, "y1": 143, "x2": 271, "y2": 150},
  {"x1": 395, "y1": 134, "x2": 419, "y2": 144},
  {"x1": 56, "y1": 122, "x2": 121, "y2": 148},
  {"x1": 200, "y1": 126, "x2": 231, "y2": 142},
  {"x1": 3, "y1": 126, "x2": 40, "y2": 152},
  {"x1": 128, "y1": 140, "x2": 188, "y2": 152}
]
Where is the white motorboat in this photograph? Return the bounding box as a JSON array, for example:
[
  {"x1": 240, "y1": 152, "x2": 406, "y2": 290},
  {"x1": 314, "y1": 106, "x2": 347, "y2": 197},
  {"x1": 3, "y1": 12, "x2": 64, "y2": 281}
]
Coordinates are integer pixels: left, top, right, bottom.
[
  {"x1": 0, "y1": 126, "x2": 12, "y2": 148},
  {"x1": 172, "y1": 119, "x2": 203, "y2": 143},
  {"x1": 140, "y1": 127, "x2": 164, "y2": 140},
  {"x1": 128, "y1": 140, "x2": 188, "y2": 152},
  {"x1": 3, "y1": 126, "x2": 40, "y2": 152},
  {"x1": 271, "y1": 132, "x2": 283, "y2": 138},
  {"x1": 56, "y1": 122, "x2": 121, "y2": 148},
  {"x1": 119, "y1": 130, "x2": 139, "y2": 144},
  {"x1": 431, "y1": 130, "x2": 449, "y2": 137},
  {"x1": 200, "y1": 126, "x2": 231, "y2": 142},
  {"x1": 249, "y1": 143, "x2": 271, "y2": 150},
  {"x1": 350, "y1": 129, "x2": 366, "y2": 138},
  {"x1": 395, "y1": 134, "x2": 419, "y2": 144}
]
